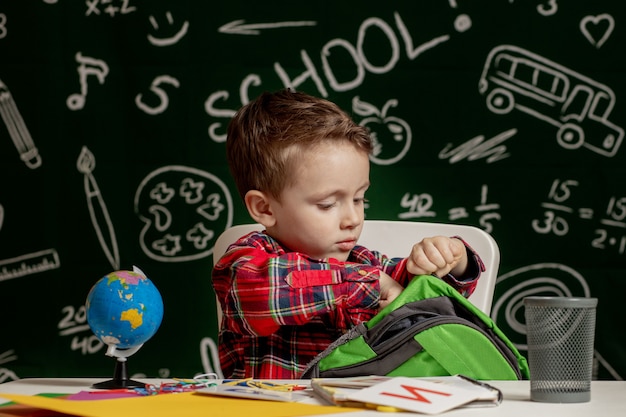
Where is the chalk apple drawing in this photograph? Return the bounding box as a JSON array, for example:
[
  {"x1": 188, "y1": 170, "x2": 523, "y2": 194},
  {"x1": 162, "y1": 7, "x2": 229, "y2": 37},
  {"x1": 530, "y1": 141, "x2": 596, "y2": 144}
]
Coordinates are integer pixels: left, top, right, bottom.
[{"x1": 352, "y1": 96, "x2": 412, "y2": 165}]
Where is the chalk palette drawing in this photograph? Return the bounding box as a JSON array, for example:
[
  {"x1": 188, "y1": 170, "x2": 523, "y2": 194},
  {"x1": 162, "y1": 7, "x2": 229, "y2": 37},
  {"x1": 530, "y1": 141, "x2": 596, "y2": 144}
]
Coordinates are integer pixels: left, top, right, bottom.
[
  {"x1": 492, "y1": 262, "x2": 622, "y2": 380},
  {"x1": 352, "y1": 96, "x2": 411, "y2": 165},
  {"x1": 0, "y1": 79, "x2": 41, "y2": 169},
  {"x1": 147, "y1": 12, "x2": 189, "y2": 46},
  {"x1": 76, "y1": 147, "x2": 120, "y2": 270},
  {"x1": 479, "y1": 45, "x2": 623, "y2": 157},
  {"x1": 134, "y1": 166, "x2": 233, "y2": 262},
  {"x1": 439, "y1": 128, "x2": 515, "y2": 164},
  {"x1": 0, "y1": 249, "x2": 60, "y2": 282},
  {"x1": 135, "y1": 75, "x2": 180, "y2": 115},
  {"x1": 66, "y1": 52, "x2": 109, "y2": 111},
  {"x1": 580, "y1": 14, "x2": 614, "y2": 49}
]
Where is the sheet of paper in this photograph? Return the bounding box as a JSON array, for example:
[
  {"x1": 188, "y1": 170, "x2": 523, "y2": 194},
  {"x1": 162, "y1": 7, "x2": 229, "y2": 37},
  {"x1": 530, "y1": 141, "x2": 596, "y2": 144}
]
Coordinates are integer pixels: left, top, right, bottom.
[
  {"x1": 0, "y1": 392, "x2": 359, "y2": 417},
  {"x1": 347, "y1": 376, "x2": 482, "y2": 414}
]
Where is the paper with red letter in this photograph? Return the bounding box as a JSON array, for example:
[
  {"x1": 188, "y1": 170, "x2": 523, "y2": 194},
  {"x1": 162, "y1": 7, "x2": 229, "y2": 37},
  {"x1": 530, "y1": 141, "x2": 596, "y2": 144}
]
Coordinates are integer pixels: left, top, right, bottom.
[{"x1": 347, "y1": 376, "x2": 482, "y2": 414}]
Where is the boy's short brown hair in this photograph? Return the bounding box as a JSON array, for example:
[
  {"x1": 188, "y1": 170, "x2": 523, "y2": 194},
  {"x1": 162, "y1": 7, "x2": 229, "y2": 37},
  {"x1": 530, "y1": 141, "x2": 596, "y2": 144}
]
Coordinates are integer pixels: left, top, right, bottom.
[{"x1": 226, "y1": 89, "x2": 373, "y2": 201}]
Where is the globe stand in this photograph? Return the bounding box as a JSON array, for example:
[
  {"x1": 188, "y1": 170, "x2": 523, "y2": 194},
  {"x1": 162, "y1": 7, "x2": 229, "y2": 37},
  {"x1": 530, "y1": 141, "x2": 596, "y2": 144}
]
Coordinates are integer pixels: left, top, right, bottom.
[{"x1": 91, "y1": 344, "x2": 146, "y2": 390}]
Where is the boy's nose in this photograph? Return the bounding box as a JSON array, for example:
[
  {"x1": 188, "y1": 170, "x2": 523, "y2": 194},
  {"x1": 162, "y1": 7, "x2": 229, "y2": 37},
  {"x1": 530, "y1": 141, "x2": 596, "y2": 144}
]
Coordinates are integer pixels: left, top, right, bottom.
[{"x1": 341, "y1": 205, "x2": 362, "y2": 229}]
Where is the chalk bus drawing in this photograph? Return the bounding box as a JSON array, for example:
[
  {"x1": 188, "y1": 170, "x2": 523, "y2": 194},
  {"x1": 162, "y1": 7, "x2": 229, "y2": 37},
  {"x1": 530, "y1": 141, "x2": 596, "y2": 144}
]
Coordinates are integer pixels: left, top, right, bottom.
[{"x1": 478, "y1": 45, "x2": 623, "y2": 157}]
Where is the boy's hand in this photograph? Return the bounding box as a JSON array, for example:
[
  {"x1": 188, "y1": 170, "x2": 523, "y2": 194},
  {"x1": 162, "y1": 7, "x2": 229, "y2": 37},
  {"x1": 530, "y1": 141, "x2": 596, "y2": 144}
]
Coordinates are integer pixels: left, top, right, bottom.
[
  {"x1": 378, "y1": 271, "x2": 403, "y2": 310},
  {"x1": 406, "y1": 236, "x2": 468, "y2": 278}
]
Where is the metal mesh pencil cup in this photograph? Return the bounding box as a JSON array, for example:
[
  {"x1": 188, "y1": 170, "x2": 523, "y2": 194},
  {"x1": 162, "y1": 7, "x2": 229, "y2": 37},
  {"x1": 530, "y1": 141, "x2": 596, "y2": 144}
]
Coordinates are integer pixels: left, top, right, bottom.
[{"x1": 524, "y1": 296, "x2": 597, "y2": 403}]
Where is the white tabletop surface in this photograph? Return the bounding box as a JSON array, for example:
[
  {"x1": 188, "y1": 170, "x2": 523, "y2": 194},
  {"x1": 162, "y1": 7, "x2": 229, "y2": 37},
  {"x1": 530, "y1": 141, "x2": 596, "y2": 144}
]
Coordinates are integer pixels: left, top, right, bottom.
[{"x1": 0, "y1": 378, "x2": 624, "y2": 416}]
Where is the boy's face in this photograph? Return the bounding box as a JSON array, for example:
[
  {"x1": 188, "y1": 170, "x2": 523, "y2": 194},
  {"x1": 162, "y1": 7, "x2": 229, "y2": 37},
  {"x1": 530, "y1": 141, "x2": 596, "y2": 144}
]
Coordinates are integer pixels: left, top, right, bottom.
[{"x1": 266, "y1": 141, "x2": 370, "y2": 261}]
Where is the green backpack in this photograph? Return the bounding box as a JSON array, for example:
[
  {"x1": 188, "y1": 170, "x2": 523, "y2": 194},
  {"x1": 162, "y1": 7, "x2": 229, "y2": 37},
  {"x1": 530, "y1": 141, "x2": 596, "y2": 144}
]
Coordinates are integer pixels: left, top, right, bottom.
[{"x1": 302, "y1": 275, "x2": 529, "y2": 380}]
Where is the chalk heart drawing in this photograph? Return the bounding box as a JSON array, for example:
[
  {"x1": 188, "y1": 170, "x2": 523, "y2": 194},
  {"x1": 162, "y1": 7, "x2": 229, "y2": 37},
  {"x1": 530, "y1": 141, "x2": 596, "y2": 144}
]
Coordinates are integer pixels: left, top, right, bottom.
[
  {"x1": 580, "y1": 14, "x2": 614, "y2": 48},
  {"x1": 134, "y1": 165, "x2": 233, "y2": 263}
]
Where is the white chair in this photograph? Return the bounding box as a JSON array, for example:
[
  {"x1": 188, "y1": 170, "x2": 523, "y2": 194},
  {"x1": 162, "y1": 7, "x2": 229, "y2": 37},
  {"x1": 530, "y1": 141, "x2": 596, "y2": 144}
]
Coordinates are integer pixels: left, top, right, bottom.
[{"x1": 212, "y1": 220, "x2": 500, "y2": 326}]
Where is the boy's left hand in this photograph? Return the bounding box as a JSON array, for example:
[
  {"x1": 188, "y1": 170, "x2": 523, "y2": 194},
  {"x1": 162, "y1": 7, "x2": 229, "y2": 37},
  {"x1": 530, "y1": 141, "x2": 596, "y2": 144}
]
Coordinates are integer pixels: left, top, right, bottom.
[{"x1": 406, "y1": 236, "x2": 468, "y2": 278}]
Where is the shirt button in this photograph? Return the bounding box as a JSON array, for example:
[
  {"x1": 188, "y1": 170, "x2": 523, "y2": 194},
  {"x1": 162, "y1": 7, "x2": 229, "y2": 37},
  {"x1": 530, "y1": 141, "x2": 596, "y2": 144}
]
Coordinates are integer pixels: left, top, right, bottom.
[{"x1": 358, "y1": 270, "x2": 368, "y2": 276}]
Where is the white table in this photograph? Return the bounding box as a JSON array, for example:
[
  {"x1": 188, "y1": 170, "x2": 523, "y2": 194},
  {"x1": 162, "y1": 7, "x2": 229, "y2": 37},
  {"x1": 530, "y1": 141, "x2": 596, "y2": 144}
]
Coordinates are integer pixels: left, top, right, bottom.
[{"x1": 0, "y1": 378, "x2": 624, "y2": 416}]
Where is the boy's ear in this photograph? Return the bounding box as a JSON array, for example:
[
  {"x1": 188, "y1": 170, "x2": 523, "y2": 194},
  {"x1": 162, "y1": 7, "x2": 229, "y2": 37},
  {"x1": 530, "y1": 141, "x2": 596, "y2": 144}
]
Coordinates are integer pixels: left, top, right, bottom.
[{"x1": 244, "y1": 190, "x2": 276, "y2": 227}]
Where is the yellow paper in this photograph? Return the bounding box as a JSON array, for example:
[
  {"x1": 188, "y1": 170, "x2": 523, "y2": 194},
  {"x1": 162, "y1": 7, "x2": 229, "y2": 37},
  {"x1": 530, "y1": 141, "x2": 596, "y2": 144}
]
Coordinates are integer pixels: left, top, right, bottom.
[{"x1": 0, "y1": 392, "x2": 358, "y2": 417}]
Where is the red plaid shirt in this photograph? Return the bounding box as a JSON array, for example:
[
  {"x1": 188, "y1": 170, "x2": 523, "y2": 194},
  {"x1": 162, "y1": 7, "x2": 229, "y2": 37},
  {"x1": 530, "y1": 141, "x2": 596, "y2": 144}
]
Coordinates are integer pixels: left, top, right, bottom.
[{"x1": 212, "y1": 231, "x2": 483, "y2": 379}]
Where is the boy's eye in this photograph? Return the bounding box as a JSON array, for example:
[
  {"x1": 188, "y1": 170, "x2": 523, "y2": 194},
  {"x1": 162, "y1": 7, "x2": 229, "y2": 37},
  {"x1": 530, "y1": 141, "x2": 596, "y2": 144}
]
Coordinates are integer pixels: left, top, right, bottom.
[
  {"x1": 317, "y1": 202, "x2": 336, "y2": 210},
  {"x1": 354, "y1": 197, "x2": 369, "y2": 204}
]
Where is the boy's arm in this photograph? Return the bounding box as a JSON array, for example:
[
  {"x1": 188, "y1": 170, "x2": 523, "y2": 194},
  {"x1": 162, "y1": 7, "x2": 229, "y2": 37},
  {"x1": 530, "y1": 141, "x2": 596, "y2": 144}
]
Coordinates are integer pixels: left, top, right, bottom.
[{"x1": 213, "y1": 245, "x2": 386, "y2": 337}]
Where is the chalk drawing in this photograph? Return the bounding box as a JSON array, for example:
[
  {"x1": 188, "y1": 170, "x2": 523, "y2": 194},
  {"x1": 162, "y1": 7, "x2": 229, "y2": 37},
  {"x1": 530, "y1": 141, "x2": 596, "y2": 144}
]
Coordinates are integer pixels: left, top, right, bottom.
[
  {"x1": 77, "y1": 147, "x2": 120, "y2": 270},
  {"x1": 0, "y1": 79, "x2": 41, "y2": 169},
  {"x1": 580, "y1": 14, "x2": 614, "y2": 49},
  {"x1": 0, "y1": 249, "x2": 60, "y2": 282},
  {"x1": 147, "y1": 12, "x2": 189, "y2": 46},
  {"x1": 67, "y1": 52, "x2": 109, "y2": 111},
  {"x1": 352, "y1": 96, "x2": 411, "y2": 166},
  {"x1": 135, "y1": 75, "x2": 180, "y2": 115},
  {"x1": 479, "y1": 44, "x2": 623, "y2": 157},
  {"x1": 134, "y1": 166, "x2": 233, "y2": 262}
]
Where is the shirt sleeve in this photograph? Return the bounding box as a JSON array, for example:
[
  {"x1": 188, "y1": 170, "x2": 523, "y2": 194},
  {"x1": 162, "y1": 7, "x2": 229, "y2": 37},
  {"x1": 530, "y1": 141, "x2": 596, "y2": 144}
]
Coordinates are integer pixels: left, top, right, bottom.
[
  {"x1": 439, "y1": 236, "x2": 486, "y2": 298},
  {"x1": 212, "y1": 232, "x2": 386, "y2": 337}
]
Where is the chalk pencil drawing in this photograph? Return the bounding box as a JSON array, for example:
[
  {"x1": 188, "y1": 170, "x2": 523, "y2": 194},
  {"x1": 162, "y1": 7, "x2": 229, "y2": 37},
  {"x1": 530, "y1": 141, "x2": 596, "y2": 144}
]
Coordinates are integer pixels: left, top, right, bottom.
[
  {"x1": 0, "y1": 79, "x2": 41, "y2": 169},
  {"x1": 580, "y1": 14, "x2": 614, "y2": 49},
  {"x1": 76, "y1": 146, "x2": 120, "y2": 270},
  {"x1": 134, "y1": 166, "x2": 233, "y2": 262},
  {"x1": 147, "y1": 12, "x2": 189, "y2": 46},
  {"x1": 479, "y1": 45, "x2": 623, "y2": 157}
]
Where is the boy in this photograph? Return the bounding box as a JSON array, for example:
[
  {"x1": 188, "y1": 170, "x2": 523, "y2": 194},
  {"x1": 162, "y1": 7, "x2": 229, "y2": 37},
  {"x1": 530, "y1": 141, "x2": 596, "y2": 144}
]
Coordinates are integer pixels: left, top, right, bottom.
[{"x1": 212, "y1": 89, "x2": 484, "y2": 379}]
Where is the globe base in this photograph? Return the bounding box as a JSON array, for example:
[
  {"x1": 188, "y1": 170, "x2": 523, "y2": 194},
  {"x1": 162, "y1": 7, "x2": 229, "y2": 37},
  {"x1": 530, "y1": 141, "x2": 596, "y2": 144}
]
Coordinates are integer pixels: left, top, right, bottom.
[{"x1": 91, "y1": 357, "x2": 145, "y2": 389}]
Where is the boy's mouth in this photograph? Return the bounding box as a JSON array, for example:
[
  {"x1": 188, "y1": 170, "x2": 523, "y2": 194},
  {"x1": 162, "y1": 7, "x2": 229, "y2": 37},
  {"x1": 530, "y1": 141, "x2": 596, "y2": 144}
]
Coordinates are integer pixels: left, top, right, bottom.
[{"x1": 337, "y1": 239, "x2": 356, "y2": 251}]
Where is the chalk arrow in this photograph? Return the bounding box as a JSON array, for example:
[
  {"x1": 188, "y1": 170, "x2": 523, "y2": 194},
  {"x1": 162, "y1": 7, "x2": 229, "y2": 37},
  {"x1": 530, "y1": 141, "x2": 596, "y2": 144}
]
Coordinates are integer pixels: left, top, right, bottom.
[{"x1": 218, "y1": 19, "x2": 317, "y2": 35}]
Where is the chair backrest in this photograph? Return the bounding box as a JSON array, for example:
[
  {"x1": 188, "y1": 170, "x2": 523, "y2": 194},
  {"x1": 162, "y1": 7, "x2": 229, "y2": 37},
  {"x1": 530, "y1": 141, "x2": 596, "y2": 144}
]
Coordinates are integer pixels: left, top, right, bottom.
[{"x1": 212, "y1": 220, "x2": 499, "y2": 326}]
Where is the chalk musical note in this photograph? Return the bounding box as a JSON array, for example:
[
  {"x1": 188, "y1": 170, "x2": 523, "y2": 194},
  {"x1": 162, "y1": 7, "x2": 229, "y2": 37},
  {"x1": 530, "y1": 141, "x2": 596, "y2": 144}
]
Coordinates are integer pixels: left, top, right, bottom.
[
  {"x1": 76, "y1": 146, "x2": 120, "y2": 270},
  {"x1": 66, "y1": 52, "x2": 109, "y2": 111},
  {"x1": 0, "y1": 79, "x2": 41, "y2": 169}
]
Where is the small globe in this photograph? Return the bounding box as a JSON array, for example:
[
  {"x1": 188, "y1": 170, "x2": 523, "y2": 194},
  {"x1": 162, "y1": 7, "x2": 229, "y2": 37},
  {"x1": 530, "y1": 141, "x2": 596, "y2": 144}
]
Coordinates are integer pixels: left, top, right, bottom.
[{"x1": 86, "y1": 270, "x2": 164, "y2": 350}]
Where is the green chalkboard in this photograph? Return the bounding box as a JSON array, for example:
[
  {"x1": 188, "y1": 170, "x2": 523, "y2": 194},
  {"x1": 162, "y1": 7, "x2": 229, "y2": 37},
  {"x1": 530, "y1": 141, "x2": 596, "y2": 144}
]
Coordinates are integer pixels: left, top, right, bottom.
[{"x1": 1, "y1": 1, "x2": 624, "y2": 381}]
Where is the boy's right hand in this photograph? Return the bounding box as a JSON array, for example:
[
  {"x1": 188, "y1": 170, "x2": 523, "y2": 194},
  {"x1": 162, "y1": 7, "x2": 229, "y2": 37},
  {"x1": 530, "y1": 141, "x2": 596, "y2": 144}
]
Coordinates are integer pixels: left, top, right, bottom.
[{"x1": 378, "y1": 271, "x2": 403, "y2": 310}]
